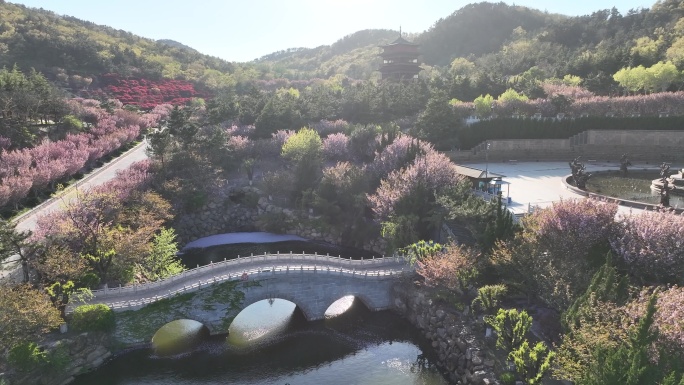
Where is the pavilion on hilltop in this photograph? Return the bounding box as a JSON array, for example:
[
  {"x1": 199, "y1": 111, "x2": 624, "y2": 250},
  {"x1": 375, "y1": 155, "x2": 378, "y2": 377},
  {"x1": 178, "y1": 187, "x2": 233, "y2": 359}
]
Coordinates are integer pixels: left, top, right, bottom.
[{"x1": 379, "y1": 28, "x2": 421, "y2": 81}]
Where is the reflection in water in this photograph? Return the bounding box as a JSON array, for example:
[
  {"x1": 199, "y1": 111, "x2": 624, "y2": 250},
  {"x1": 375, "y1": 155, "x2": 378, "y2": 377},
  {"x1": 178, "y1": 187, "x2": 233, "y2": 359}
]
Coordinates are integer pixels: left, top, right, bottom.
[
  {"x1": 152, "y1": 319, "x2": 209, "y2": 356},
  {"x1": 325, "y1": 295, "x2": 356, "y2": 318},
  {"x1": 227, "y1": 299, "x2": 297, "y2": 347},
  {"x1": 73, "y1": 298, "x2": 447, "y2": 385}
]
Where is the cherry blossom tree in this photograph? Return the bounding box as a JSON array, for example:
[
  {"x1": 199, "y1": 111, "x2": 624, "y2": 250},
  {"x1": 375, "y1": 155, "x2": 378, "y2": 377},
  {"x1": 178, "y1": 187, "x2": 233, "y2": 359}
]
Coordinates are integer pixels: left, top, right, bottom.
[
  {"x1": 0, "y1": 98, "x2": 160, "y2": 212},
  {"x1": 369, "y1": 149, "x2": 462, "y2": 220},
  {"x1": 611, "y1": 211, "x2": 684, "y2": 284},
  {"x1": 322, "y1": 132, "x2": 350, "y2": 161},
  {"x1": 493, "y1": 199, "x2": 618, "y2": 309},
  {"x1": 370, "y1": 135, "x2": 431, "y2": 181}
]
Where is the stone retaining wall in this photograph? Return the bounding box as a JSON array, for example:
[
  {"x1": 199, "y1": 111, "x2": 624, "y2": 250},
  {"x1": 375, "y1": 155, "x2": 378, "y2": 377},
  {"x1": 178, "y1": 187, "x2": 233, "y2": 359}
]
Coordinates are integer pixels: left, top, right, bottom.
[
  {"x1": 447, "y1": 129, "x2": 684, "y2": 163},
  {"x1": 392, "y1": 283, "x2": 500, "y2": 385},
  {"x1": 174, "y1": 186, "x2": 386, "y2": 253}
]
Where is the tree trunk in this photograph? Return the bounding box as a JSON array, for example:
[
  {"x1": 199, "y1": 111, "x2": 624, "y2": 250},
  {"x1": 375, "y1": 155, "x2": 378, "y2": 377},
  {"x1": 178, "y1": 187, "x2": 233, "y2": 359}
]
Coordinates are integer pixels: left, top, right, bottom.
[{"x1": 21, "y1": 258, "x2": 29, "y2": 283}]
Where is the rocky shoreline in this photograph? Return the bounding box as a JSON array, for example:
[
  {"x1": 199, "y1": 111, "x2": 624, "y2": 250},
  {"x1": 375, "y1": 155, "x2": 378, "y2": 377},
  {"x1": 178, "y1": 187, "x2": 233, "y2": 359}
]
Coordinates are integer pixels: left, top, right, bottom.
[
  {"x1": 2, "y1": 332, "x2": 113, "y2": 385},
  {"x1": 393, "y1": 283, "x2": 501, "y2": 385}
]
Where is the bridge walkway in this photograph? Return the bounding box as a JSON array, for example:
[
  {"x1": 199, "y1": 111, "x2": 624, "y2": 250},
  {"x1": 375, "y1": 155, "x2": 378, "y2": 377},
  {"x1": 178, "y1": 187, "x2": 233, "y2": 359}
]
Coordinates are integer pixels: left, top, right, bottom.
[{"x1": 70, "y1": 253, "x2": 411, "y2": 313}]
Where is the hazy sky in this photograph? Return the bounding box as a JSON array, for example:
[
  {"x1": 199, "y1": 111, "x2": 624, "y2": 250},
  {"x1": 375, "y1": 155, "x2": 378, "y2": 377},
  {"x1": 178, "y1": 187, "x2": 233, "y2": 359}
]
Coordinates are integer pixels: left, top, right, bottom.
[{"x1": 13, "y1": 0, "x2": 655, "y2": 62}]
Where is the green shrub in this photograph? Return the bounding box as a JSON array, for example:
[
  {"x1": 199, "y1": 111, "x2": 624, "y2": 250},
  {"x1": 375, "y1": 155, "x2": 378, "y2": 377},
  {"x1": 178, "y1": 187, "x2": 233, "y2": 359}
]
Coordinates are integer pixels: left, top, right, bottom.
[
  {"x1": 509, "y1": 341, "x2": 555, "y2": 385},
  {"x1": 71, "y1": 304, "x2": 115, "y2": 332},
  {"x1": 8, "y1": 342, "x2": 48, "y2": 372},
  {"x1": 484, "y1": 308, "x2": 532, "y2": 353},
  {"x1": 7, "y1": 341, "x2": 69, "y2": 374},
  {"x1": 59, "y1": 114, "x2": 84, "y2": 132},
  {"x1": 242, "y1": 190, "x2": 260, "y2": 208},
  {"x1": 78, "y1": 272, "x2": 101, "y2": 289},
  {"x1": 499, "y1": 372, "x2": 517, "y2": 385},
  {"x1": 46, "y1": 344, "x2": 70, "y2": 374},
  {"x1": 472, "y1": 284, "x2": 508, "y2": 314},
  {"x1": 256, "y1": 211, "x2": 293, "y2": 233}
]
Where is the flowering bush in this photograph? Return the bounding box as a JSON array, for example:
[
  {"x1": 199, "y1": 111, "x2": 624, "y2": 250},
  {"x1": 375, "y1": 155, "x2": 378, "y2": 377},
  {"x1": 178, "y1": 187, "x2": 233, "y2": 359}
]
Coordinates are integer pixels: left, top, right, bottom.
[
  {"x1": 651, "y1": 286, "x2": 684, "y2": 352},
  {"x1": 0, "y1": 136, "x2": 11, "y2": 150},
  {"x1": 368, "y1": 149, "x2": 461, "y2": 220},
  {"x1": 226, "y1": 135, "x2": 253, "y2": 159},
  {"x1": 416, "y1": 243, "x2": 480, "y2": 293},
  {"x1": 322, "y1": 133, "x2": 350, "y2": 161},
  {"x1": 99, "y1": 73, "x2": 210, "y2": 109},
  {"x1": 370, "y1": 135, "x2": 431, "y2": 180},
  {"x1": 33, "y1": 160, "x2": 153, "y2": 241},
  {"x1": 0, "y1": 99, "x2": 165, "y2": 210},
  {"x1": 312, "y1": 119, "x2": 350, "y2": 136},
  {"x1": 611, "y1": 211, "x2": 684, "y2": 284},
  {"x1": 493, "y1": 199, "x2": 618, "y2": 309},
  {"x1": 225, "y1": 124, "x2": 255, "y2": 137},
  {"x1": 524, "y1": 199, "x2": 617, "y2": 259},
  {"x1": 626, "y1": 286, "x2": 684, "y2": 354},
  {"x1": 453, "y1": 91, "x2": 684, "y2": 118},
  {"x1": 542, "y1": 83, "x2": 594, "y2": 100}
]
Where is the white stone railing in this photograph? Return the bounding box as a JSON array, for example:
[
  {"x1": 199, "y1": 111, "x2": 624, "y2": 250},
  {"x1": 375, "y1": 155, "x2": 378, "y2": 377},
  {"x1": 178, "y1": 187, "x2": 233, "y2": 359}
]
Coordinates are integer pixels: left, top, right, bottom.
[{"x1": 70, "y1": 253, "x2": 412, "y2": 312}]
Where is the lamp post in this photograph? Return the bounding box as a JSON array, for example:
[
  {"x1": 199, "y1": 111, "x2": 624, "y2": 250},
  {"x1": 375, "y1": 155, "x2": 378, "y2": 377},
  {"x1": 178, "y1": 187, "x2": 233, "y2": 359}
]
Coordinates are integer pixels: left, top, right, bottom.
[{"x1": 485, "y1": 141, "x2": 490, "y2": 180}]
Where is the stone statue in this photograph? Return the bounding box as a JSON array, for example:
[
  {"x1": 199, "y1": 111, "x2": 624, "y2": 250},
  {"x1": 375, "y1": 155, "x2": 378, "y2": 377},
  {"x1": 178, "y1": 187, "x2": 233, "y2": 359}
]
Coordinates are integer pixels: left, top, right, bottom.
[
  {"x1": 660, "y1": 162, "x2": 671, "y2": 179},
  {"x1": 619, "y1": 154, "x2": 631, "y2": 175},
  {"x1": 569, "y1": 157, "x2": 582, "y2": 177},
  {"x1": 574, "y1": 170, "x2": 591, "y2": 190},
  {"x1": 660, "y1": 179, "x2": 671, "y2": 207},
  {"x1": 569, "y1": 157, "x2": 591, "y2": 189}
]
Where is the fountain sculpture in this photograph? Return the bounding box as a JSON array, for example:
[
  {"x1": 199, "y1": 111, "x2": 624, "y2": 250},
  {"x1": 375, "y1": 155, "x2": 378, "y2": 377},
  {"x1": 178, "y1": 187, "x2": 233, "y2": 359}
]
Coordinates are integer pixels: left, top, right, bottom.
[
  {"x1": 620, "y1": 154, "x2": 632, "y2": 175},
  {"x1": 651, "y1": 163, "x2": 684, "y2": 207},
  {"x1": 569, "y1": 157, "x2": 591, "y2": 189}
]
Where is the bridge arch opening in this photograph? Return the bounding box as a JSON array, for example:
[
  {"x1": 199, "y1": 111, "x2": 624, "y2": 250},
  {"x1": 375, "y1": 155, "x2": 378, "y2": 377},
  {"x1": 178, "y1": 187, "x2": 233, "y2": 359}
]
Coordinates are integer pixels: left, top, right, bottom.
[
  {"x1": 152, "y1": 319, "x2": 210, "y2": 356},
  {"x1": 324, "y1": 295, "x2": 373, "y2": 320},
  {"x1": 227, "y1": 298, "x2": 306, "y2": 348}
]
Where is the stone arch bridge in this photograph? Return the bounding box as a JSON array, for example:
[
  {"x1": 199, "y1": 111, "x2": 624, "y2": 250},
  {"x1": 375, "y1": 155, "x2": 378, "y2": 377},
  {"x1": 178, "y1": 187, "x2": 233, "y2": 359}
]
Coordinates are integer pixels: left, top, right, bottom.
[{"x1": 71, "y1": 253, "x2": 412, "y2": 342}]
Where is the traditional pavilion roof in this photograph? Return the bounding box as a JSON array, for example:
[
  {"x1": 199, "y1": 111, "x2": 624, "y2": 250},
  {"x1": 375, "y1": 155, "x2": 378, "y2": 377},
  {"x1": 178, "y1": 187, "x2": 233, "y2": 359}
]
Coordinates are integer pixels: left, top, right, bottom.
[
  {"x1": 389, "y1": 35, "x2": 416, "y2": 45},
  {"x1": 383, "y1": 27, "x2": 418, "y2": 46},
  {"x1": 453, "y1": 165, "x2": 505, "y2": 179}
]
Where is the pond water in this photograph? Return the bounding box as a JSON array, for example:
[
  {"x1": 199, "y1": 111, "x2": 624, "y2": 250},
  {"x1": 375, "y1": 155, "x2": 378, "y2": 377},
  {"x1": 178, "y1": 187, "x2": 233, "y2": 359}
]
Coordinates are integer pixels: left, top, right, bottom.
[
  {"x1": 584, "y1": 170, "x2": 684, "y2": 208},
  {"x1": 72, "y1": 298, "x2": 447, "y2": 385}
]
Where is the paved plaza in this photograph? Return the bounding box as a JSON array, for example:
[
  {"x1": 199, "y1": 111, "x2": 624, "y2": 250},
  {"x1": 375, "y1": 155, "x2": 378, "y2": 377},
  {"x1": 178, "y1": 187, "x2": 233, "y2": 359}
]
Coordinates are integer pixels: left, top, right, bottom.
[{"x1": 462, "y1": 161, "x2": 683, "y2": 216}]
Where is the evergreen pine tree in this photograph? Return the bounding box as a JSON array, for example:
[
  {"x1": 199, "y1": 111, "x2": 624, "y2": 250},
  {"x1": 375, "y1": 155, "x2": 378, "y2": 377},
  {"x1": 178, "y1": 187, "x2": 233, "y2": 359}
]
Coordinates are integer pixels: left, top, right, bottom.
[
  {"x1": 579, "y1": 295, "x2": 661, "y2": 385},
  {"x1": 563, "y1": 254, "x2": 629, "y2": 330}
]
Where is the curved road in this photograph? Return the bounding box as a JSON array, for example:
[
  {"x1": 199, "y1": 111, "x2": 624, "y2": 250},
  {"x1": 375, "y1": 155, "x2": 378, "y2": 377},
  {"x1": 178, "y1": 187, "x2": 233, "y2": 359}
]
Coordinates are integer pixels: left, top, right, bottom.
[{"x1": 1, "y1": 141, "x2": 150, "y2": 280}]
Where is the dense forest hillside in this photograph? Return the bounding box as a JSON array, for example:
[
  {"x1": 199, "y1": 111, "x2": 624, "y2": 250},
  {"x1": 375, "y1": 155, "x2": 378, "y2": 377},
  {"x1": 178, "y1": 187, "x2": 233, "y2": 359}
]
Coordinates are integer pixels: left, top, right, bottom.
[
  {"x1": 415, "y1": 2, "x2": 558, "y2": 65},
  {"x1": 157, "y1": 39, "x2": 199, "y2": 53},
  {"x1": 256, "y1": 1, "x2": 684, "y2": 95},
  {"x1": 0, "y1": 1, "x2": 237, "y2": 89},
  {"x1": 253, "y1": 29, "x2": 400, "y2": 80},
  {"x1": 3, "y1": 0, "x2": 684, "y2": 98}
]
